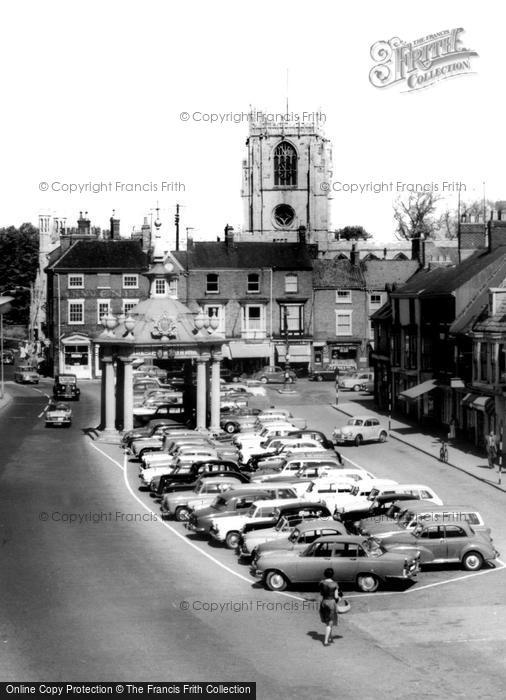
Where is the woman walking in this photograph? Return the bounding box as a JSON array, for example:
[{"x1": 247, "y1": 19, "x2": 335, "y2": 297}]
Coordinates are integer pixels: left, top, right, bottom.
[{"x1": 318, "y1": 567, "x2": 342, "y2": 646}]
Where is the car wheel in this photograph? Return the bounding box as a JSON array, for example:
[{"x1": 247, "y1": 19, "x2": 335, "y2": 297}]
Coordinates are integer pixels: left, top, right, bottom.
[
  {"x1": 225, "y1": 531, "x2": 241, "y2": 549},
  {"x1": 175, "y1": 506, "x2": 191, "y2": 522},
  {"x1": 354, "y1": 434, "x2": 363, "y2": 447},
  {"x1": 462, "y1": 551, "x2": 484, "y2": 571},
  {"x1": 353, "y1": 384, "x2": 361, "y2": 392},
  {"x1": 224, "y1": 422, "x2": 236, "y2": 434},
  {"x1": 378, "y1": 431, "x2": 387, "y2": 443},
  {"x1": 357, "y1": 573, "x2": 379, "y2": 592},
  {"x1": 265, "y1": 570, "x2": 288, "y2": 591},
  {"x1": 316, "y1": 375, "x2": 323, "y2": 382},
  {"x1": 260, "y1": 376, "x2": 268, "y2": 384}
]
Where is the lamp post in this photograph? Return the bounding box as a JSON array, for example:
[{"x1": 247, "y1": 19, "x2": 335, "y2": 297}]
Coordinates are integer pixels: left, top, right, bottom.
[{"x1": 0, "y1": 296, "x2": 14, "y2": 400}]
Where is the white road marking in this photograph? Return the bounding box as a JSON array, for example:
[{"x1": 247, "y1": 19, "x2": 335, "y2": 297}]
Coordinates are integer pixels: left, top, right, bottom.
[{"x1": 89, "y1": 441, "x2": 307, "y2": 602}]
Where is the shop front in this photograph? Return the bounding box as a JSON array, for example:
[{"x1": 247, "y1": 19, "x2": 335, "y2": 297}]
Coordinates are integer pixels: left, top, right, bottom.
[{"x1": 60, "y1": 334, "x2": 92, "y2": 379}]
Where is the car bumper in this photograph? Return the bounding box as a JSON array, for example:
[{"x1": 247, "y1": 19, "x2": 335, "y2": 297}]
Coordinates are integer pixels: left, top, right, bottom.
[
  {"x1": 333, "y1": 435, "x2": 355, "y2": 444},
  {"x1": 46, "y1": 419, "x2": 71, "y2": 426},
  {"x1": 249, "y1": 567, "x2": 263, "y2": 578},
  {"x1": 185, "y1": 522, "x2": 207, "y2": 534}
]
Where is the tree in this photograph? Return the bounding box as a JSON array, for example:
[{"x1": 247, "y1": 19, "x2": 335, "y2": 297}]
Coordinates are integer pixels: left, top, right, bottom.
[
  {"x1": 334, "y1": 225, "x2": 372, "y2": 241},
  {"x1": 0, "y1": 223, "x2": 39, "y2": 326},
  {"x1": 436, "y1": 199, "x2": 494, "y2": 240},
  {"x1": 393, "y1": 192, "x2": 441, "y2": 241}
]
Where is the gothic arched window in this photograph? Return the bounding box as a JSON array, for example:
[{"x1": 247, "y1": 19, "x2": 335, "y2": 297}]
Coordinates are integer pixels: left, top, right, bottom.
[{"x1": 274, "y1": 141, "x2": 297, "y2": 186}]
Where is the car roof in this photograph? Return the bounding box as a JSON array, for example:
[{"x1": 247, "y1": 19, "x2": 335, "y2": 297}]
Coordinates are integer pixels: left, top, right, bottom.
[
  {"x1": 293, "y1": 519, "x2": 344, "y2": 531},
  {"x1": 252, "y1": 498, "x2": 299, "y2": 507},
  {"x1": 406, "y1": 503, "x2": 478, "y2": 512},
  {"x1": 311, "y1": 535, "x2": 368, "y2": 544},
  {"x1": 348, "y1": 415, "x2": 380, "y2": 420},
  {"x1": 275, "y1": 501, "x2": 331, "y2": 512}
]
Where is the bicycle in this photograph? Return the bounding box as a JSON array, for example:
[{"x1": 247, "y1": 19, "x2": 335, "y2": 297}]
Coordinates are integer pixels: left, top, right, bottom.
[{"x1": 439, "y1": 441, "x2": 449, "y2": 463}]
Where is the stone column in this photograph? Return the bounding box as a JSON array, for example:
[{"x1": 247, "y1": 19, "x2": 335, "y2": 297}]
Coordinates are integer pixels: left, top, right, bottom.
[
  {"x1": 115, "y1": 359, "x2": 125, "y2": 430},
  {"x1": 104, "y1": 357, "x2": 116, "y2": 432},
  {"x1": 196, "y1": 355, "x2": 209, "y2": 431},
  {"x1": 210, "y1": 352, "x2": 222, "y2": 432},
  {"x1": 100, "y1": 357, "x2": 107, "y2": 429},
  {"x1": 122, "y1": 357, "x2": 134, "y2": 432}
]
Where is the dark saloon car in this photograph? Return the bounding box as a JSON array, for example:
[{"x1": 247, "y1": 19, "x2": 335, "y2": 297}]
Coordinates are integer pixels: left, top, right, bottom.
[
  {"x1": 308, "y1": 364, "x2": 339, "y2": 382},
  {"x1": 154, "y1": 460, "x2": 246, "y2": 496},
  {"x1": 53, "y1": 373, "x2": 80, "y2": 401}
]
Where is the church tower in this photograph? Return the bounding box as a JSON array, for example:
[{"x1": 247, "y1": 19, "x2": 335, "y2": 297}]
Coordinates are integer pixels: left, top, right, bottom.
[{"x1": 240, "y1": 114, "x2": 332, "y2": 243}]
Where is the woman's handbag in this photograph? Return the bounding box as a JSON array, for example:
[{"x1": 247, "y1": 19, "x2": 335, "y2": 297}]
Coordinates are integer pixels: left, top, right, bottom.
[{"x1": 337, "y1": 598, "x2": 351, "y2": 614}]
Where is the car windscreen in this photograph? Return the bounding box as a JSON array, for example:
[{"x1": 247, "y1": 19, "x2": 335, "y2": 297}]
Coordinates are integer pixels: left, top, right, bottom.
[
  {"x1": 347, "y1": 419, "x2": 363, "y2": 426},
  {"x1": 288, "y1": 528, "x2": 300, "y2": 543}
]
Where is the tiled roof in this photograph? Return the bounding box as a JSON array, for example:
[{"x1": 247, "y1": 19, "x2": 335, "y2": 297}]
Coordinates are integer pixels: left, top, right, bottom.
[
  {"x1": 472, "y1": 293, "x2": 506, "y2": 333},
  {"x1": 49, "y1": 240, "x2": 149, "y2": 270},
  {"x1": 173, "y1": 242, "x2": 318, "y2": 270},
  {"x1": 362, "y1": 260, "x2": 419, "y2": 289},
  {"x1": 313, "y1": 259, "x2": 365, "y2": 288},
  {"x1": 392, "y1": 247, "x2": 506, "y2": 297}
]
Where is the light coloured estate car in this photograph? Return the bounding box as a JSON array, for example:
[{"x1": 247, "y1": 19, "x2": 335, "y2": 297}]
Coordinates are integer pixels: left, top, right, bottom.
[
  {"x1": 338, "y1": 371, "x2": 374, "y2": 392},
  {"x1": 333, "y1": 416, "x2": 388, "y2": 446},
  {"x1": 160, "y1": 476, "x2": 243, "y2": 521}
]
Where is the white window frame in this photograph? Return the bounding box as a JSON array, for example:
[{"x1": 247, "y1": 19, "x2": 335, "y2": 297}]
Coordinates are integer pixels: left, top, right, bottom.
[
  {"x1": 369, "y1": 292, "x2": 383, "y2": 308},
  {"x1": 68, "y1": 274, "x2": 84, "y2": 289},
  {"x1": 336, "y1": 289, "x2": 352, "y2": 303},
  {"x1": 97, "y1": 299, "x2": 111, "y2": 324},
  {"x1": 335, "y1": 310, "x2": 352, "y2": 336},
  {"x1": 122, "y1": 273, "x2": 139, "y2": 289},
  {"x1": 242, "y1": 304, "x2": 266, "y2": 338},
  {"x1": 284, "y1": 273, "x2": 298, "y2": 294},
  {"x1": 68, "y1": 299, "x2": 85, "y2": 325},
  {"x1": 122, "y1": 299, "x2": 139, "y2": 315},
  {"x1": 204, "y1": 304, "x2": 225, "y2": 333},
  {"x1": 153, "y1": 279, "x2": 167, "y2": 297}
]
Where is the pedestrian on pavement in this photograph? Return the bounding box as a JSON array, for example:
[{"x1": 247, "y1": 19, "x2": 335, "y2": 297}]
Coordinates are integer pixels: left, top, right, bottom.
[
  {"x1": 449, "y1": 417, "x2": 457, "y2": 441},
  {"x1": 318, "y1": 567, "x2": 342, "y2": 646},
  {"x1": 486, "y1": 430, "x2": 497, "y2": 469}
]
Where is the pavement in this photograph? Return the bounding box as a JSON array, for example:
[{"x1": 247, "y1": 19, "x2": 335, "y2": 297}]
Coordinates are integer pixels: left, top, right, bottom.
[
  {"x1": 333, "y1": 400, "x2": 506, "y2": 494},
  {"x1": 0, "y1": 389, "x2": 12, "y2": 412}
]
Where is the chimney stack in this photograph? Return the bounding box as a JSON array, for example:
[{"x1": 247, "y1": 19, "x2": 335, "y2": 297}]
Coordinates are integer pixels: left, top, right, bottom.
[
  {"x1": 297, "y1": 225, "x2": 307, "y2": 245},
  {"x1": 224, "y1": 224, "x2": 234, "y2": 247},
  {"x1": 411, "y1": 236, "x2": 425, "y2": 267},
  {"x1": 77, "y1": 211, "x2": 91, "y2": 236},
  {"x1": 350, "y1": 243, "x2": 360, "y2": 266},
  {"x1": 110, "y1": 211, "x2": 120, "y2": 240},
  {"x1": 141, "y1": 216, "x2": 151, "y2": 252}
]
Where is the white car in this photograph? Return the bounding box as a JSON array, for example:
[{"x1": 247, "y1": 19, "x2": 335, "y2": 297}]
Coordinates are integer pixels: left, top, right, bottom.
[
  {"x1": 367, "y1": 483, "x2": 444, "y2": 506},
  {"x1": 208, "y1": 497, "x2": 300, "y2": 549},
  {"x1": 338, "y1": 371, "x2": 374, "y2": 392},
  {"x1": 160, "y1": 476, "x2": 244, "y2": 521},
  {"x1": 332, "y1": 479, "x2": 400, "y2": 513},
  {"x1": 333, "y1": 416, "x2": 388, "y2": 446},
  {"x1": 140, "y1": 449, "x2": 219, "y2": 481},
  {"x1": 248, "y1": 439, "x2": 326, "y2": 467}
]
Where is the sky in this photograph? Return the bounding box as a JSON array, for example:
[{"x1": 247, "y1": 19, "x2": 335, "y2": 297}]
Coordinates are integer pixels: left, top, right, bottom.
[{"x1": 0, "y1": 1, "x2": 502, "y2": 245}]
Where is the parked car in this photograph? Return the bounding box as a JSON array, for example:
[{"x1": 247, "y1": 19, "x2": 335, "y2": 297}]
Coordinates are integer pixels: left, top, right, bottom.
[
  {"x1": 250, "y1": 366, "x2": 297, "y2": 384},
  {"x1": 133, "y1": 403, "x2": 185, "y2": 426},
  {"x1": 251, "y1": 518, "x2": 347, "y2": 560},
  {"x1": 240, "y1": 505, "x2": 335, "y2": 559},
  {"x1": 53, "y1": 374, "x2": 80, "y2": 401},
  {"x1": 14, "y1": 364, "x2": 40, "y2": 384},
  {"x1": 383, "y1": 521, "x2": 499, "y2": 571},
  {"x1": 251, "y1": 535, "x2": 420, "y2": 592},
  {"x1": 360, "y1": 379, "x2": 374, "y2": 394},
  {"x1": 220, "y1": 408, "x2": 263, "y2": 434},
  {"x1": 208, "y1": 497, "x2": 300, "y2": 549},
  {"x1": 45, "y1": 401, "x2": 72, "y2": 427},
  {"x1": 336, "y1": 493, "x2": 422, "y2": 534},
  {"x1": 122, "y1": 419, "x2": 191, "y2": 449},
  {"x1": 219, "y1": 367, "x2": 244, "y2": 383},
  {"x1": 157, "y1": 462, "x2": 249, "y2": 496},
  {"x1": 308, "y1": 364, "x2": 339, "y2": 382},
  {"x1": 186, "y1": 487, "x2": 294, "y2": 537},
  {"x1": 160, "y1": 475, "x2": 245, "y2": 520},
  {"x1": 333, "y1": 416, "x2": 388, "y2": 446},
  {"x1": 338, "y1": 371, "x2": 374, "y2": 392}
]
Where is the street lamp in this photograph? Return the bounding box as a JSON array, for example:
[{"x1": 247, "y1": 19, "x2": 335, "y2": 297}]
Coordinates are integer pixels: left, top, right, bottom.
[{"x1": 0, "y1": 296, "x2": 14, "y2": 400}]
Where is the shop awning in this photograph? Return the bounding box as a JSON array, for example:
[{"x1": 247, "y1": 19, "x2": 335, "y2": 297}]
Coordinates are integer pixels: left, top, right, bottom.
[
  {"x1": 399, "y1": 379, "x2": 437, "y2": 400},
  {"x1": 461, "y1": 393, "x2": 494, "y2": 413},
  {"x1": 277, "y1": 344, "x2": 312, "y2": 361},
  {"x1": 228, "y1": 341, "x2": 271, "y2": 359}
]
